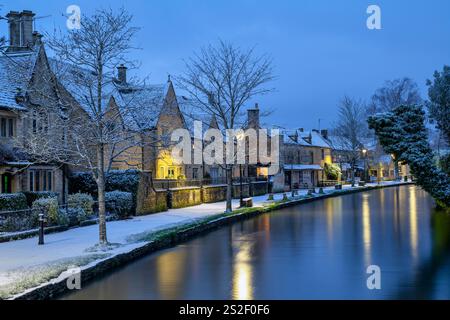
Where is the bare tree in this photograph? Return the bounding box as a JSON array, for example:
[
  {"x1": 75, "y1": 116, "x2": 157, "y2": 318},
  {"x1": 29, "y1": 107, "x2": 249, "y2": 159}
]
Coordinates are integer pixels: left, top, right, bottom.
[
  {"x1": 368, "y1": 77, "x2": 422, "y2": 114},
  {"x1": 14, "y1": 8, "x2": 145, "y2": 246},
  {"x1": 177, "y1": 40, "x2": 275, "y2": 212},
  {"x1": 332, "y1": 96, "x2": 368, "y2": 186}
]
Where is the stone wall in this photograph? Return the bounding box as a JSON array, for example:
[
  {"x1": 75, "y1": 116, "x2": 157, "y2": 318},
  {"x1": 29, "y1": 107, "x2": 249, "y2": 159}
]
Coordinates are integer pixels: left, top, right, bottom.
[
  {"x1": 250, "y1": 181, "x2": 268, "y2": 196},
  {"x1": 136, "y1": 172, "x2": 168, "y2": 215},
  {"x1": 201, "y1": 185, "x2": 227, "y2": 203},
  {"x1": 169, "y1": 187, "x2": 202, "y2": 209},
  {"x1": 232, "y1": 183, "x2": 250, "y2": 198}
]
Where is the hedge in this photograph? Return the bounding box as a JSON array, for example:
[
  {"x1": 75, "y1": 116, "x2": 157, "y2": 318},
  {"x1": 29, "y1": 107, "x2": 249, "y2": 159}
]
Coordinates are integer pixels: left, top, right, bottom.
[
  {"x1": 0, "y1": 193, "x2": 28, "y2": 212},
  {"x1": 69, "y1": 170, "x2": 140, "y2": 196},
  {"x1": 68, "y1": 193, "x2": 94, "y2": 216},
  {"x1": 23, "y1": 191, "x2": 59, "y2": 207}
]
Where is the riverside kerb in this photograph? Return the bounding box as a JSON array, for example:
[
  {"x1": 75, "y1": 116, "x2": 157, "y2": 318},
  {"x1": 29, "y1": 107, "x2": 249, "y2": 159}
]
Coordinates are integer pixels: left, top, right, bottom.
[{"x1": 11, "y1": 182, "x2": 413, "y2": 300}]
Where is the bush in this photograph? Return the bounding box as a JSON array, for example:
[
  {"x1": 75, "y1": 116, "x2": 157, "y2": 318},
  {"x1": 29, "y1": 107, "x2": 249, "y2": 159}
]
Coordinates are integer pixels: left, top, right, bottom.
[
  {"x1": 69, "y1": 170, "x2": 140, "y2": 196},
  {"x1": 32, "y1": 197, "x2": 61, "y2": 226},
  {"x1": 0, "y1": 193, "x2": 28, "y2": 212},
  {"x1": 23, "y1": 191, "x2": 59, "y2": 207},
  {"x1": 68, "y1": 193, "x2": 94, "y2": 216},
  {"x1": 324, "y1": 163, "x2": 341, "y2": 181},
  {"x1": 61, "y1": 207, "x2": 86, "y2": 226},
  {"x1": 105, "y1": 191, "x2": 133, "y2": 219}
]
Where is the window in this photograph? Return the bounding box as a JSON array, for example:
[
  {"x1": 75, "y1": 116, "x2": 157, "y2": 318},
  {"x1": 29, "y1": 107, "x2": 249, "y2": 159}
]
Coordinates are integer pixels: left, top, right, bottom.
[
  {"x1": 29, "y1": 170, "x2": 53, "y2": 191},
  {"x1": 1, "y1": 117, "x2": 16, "y2": 137},
  {"x1": 8, "y1": 119, "x2": 14, "y2": 136},
  {"x1": 321, "y1": 149, "x2": 325, "y2": 160},
  {"x1": 1, "y1": 118, "x2": 6, "y2": 137},
  {"x1": 192, "y1": 168, "x2": 199, "y2": 180}
]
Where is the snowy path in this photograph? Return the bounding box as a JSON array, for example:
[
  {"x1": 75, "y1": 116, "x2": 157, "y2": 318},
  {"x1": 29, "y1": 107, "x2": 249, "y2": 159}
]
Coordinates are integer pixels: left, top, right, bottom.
[{"x1": 0, "y1": 181, "x2": 405, "y2": 298}]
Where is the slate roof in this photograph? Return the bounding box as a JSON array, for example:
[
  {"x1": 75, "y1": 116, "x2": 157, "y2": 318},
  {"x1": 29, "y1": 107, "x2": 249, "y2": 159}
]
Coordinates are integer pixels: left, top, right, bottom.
[
  {"x1": 0, "y1": 50, "x2": 38, "y2": 110},
  {"x1": 283, "y1": 129, "x2": 332, "y2": 148}
]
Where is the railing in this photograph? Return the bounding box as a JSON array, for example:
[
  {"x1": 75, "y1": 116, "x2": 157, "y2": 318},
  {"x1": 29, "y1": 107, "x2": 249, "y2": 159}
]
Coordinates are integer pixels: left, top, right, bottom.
[{"x1": 153, "y1": 177, "x2": 268, "y2": 189}]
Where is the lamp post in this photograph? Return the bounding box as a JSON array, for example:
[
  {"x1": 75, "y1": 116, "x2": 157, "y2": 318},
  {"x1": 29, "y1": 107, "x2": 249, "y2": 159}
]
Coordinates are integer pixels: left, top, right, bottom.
[
  {"x1": 38, "y1": 212, "x2": 45, "y2": 245},
  {"x1": 362, "y1": 149, "x2": 368, "y2": 182},
  {"x1": 236, "y1": 132, "x2": 245, "y2": 207},
  {"x1": 239, "y1": 164, "x2": 244, "y2": 207}
]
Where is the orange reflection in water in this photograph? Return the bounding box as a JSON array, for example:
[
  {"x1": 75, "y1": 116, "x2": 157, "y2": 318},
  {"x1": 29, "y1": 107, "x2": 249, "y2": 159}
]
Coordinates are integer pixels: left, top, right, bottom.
[
  {"x1": 232, "y1": 241, "x2": 254, "y2": 300},
  {"x1": 362, "y1": 194, "x2": 372, "y2": 266},
  {"x1": 156, "y1": 250, "x2": 188, "y2": 299}
]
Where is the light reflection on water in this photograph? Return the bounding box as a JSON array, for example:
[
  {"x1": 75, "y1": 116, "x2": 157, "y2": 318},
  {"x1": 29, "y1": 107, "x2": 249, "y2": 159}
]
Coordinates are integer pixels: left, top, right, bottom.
[{"x1": 63, "y1": 186, "x2": 450, "y2": 300}]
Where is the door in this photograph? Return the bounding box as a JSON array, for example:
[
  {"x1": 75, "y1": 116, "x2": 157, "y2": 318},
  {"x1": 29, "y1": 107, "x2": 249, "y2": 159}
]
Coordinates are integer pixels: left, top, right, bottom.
[{"x1": 1, "y1": 173, "x2": 12, "y2": 193}]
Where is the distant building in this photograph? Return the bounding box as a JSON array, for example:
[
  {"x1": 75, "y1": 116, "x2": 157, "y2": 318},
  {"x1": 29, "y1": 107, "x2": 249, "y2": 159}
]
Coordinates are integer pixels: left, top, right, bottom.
[{"x1": 279, "y1": 129, "x2": 333, "y2": 189}]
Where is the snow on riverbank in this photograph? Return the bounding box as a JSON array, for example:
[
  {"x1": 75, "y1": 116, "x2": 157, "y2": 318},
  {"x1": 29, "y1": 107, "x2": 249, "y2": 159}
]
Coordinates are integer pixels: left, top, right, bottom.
[{"x1": 0, "y1": 181, "x2": 406, "y2": 299}]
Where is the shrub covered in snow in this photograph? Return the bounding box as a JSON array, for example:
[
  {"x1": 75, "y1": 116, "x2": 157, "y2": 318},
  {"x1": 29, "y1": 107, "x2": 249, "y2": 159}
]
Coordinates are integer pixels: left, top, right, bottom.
[
  {"x1": 61, "y1": 207, "x2": 87, "y2": 226},
  {"x1": 69, "y1": 170, "x2": 139, "y2": 196},
  {"x1": 68, "y1": 193, "x2": 94, "y2": 216},
  {"x1": 105, "y1": 191, "x2": 133, "y2": 219},
  {"x1": 32, "y1": 197, "x2": 62, "y2": 226},
  {"x1": 22, "y1": 191, "x2": 59, "y2": 207},
  {"x1": 0, "y1": 193, "x2": 28, "y2": 212}
]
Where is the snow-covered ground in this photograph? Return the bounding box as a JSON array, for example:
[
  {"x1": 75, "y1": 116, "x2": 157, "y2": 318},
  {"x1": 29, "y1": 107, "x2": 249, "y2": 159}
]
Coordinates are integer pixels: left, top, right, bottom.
[{"x1": 0, "y1": 181, "x2": 405, "y2": 299}]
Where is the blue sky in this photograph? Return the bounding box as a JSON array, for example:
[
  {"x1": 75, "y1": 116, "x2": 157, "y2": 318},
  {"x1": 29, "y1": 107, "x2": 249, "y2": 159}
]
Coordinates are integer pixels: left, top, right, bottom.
[{"x1": 1, "y1": 0, "x2": 449, "y2": 130}]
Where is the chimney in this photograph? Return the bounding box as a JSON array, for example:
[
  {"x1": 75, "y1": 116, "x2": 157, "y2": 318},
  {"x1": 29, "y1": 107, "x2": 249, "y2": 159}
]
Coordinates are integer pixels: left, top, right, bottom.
[
  {"x1": 32, "y1": 31, "x2": 43, "y2": 46},
  {"x1": 117, "y1": 64, "x2": 127, "y2": 84},
  {"x1": 247, "y1": 103, "x2": 260, "y2": 129},
  {"x1": 6, "y1": 10, "x2": 35, "y2": 51},
  {"x1": 320, "y1": 129, "x2": 328, "y2": 140},
  {"x1": 298, "y1": 128, "x2": 304, "y2": 132}
]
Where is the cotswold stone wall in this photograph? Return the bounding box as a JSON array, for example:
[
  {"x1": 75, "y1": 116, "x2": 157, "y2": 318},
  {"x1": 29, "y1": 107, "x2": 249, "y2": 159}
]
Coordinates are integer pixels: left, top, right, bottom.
[
  {"x1": 136, "y1": 173, "x2": 270, "y2": 215},
  {"x1": 201, "y1": 185, "x2": 227, "y2": 203},
  {"x1": 232, "y1": 183, "x2": 250, "y2": 199},
  {"x1": 169, "y1": 187, "x2": 202, "y2": 209},
  {"x1": 136, "y1": 172, "x2": 168, "y2": 215},
  {"x1": 251, "y1": 181, "x2": 268, "y2": 196}
]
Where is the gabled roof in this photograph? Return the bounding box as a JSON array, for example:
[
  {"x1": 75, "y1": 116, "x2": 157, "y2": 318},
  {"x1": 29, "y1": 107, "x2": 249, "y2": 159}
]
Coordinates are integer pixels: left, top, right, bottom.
[
  {"x1": 0, "y1": 49, "x2": 40, "y2": 110},
  {"x1": 113, "y1": 82, "x2": 169, "y2": 131}
]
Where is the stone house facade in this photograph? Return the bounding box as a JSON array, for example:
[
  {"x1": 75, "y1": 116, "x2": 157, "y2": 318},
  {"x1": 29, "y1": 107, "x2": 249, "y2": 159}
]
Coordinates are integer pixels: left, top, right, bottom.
[
  {"x1": 281, "y1": 129, "x2": 333, "y2": 189},
  {"x1": 0, "y1": 11, "x2": 78, "y2": 202}
]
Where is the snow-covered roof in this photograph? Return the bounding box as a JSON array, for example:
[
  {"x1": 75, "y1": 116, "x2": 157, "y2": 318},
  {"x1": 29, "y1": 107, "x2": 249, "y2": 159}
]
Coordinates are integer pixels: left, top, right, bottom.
[
  {"x1": 0, "y1": 50, "x2": 38, "y2": 110},
  {"x1": 114, "y1": 83, "x2": 169, "y2": 131},
  {"x1": 283, "y1": 164, "x2": 323, "y2": 171},
  {"x1": 283, "y1": 129, "x2": 332, "y2": 148}
]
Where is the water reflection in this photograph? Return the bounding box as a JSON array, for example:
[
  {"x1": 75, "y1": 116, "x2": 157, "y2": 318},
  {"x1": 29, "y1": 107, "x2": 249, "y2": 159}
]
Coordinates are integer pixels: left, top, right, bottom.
[
  {"x1": 362, "y1": 194, "x2": 372, "y2": 266},
  {"x1": 63, "y1": 186, "x2": 450, "y2": 300},
  {"x1": 232, "y1": 239, "x2": 254, "y2": 300},
  {"x1": 409, "y1": 187, "x2": 418, "y2": 261}
]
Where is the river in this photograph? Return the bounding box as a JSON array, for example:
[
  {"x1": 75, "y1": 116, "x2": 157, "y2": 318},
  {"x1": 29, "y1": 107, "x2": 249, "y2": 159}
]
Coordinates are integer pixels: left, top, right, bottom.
[{"x1": 63, "y1": 185, "x2": 450, "y2": 300}]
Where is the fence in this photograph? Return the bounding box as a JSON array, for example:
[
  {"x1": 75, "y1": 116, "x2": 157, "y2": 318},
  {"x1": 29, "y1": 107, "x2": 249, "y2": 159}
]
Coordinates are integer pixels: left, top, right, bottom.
[{"x1": 153, "y1": 177, "x2": 268, "y2": 189}]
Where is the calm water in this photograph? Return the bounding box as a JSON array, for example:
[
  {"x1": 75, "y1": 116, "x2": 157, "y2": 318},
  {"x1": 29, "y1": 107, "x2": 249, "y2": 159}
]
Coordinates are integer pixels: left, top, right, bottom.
[{"x1": 64, "y1": 185, "x2": 450, "y2": 300}]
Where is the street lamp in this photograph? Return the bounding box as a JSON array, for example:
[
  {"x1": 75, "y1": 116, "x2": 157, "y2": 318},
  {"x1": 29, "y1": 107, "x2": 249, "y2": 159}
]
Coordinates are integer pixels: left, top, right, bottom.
[
  {"x1": 362, "y1": 149, "x2": 368, "y2": 182},
  {"x1": 236, "y1": 132, "x2": 245, "y2": 207}
]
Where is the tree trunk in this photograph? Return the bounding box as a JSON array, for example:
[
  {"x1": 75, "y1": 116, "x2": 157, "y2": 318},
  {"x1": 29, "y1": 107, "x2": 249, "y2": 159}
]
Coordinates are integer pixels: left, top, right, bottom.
[
  {"x1": 226, "y1": 165, "x2": 233, "y2": 213},
  {"x1": 97, "y1": 144, "x2": 108, "y2": 244}
]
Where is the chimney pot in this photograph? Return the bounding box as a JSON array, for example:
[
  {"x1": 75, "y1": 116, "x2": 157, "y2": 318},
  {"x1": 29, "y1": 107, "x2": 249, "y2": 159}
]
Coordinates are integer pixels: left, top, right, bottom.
[
  {"x1": 117, "y1": 64, "x2": 127, "y2": 84},
  {"x1": 247, "y1": 105, "x2": 260, "y2": 129}
]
